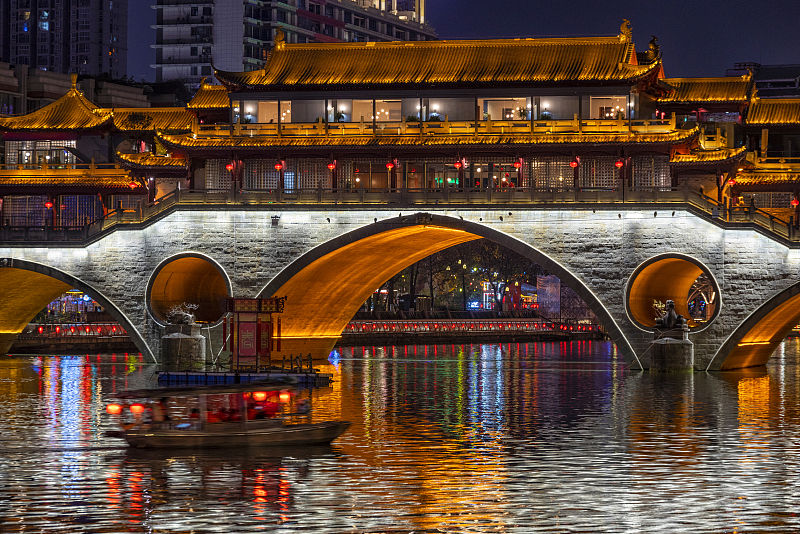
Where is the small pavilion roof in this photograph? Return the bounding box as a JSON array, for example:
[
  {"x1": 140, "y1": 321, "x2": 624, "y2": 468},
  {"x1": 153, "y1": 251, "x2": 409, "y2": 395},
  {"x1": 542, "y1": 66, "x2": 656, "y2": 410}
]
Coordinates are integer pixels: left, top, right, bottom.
[
  {"x1": 216, "y1": 24, "x2": 660, "y2": 92},
  {"x1": 188, "y1": 79, "x2": 230, "y2": 109},
  {"x1": 0, "y1": 75, "x2": 112, "y2": 132},
  {"x1": 111, "y1": 108, "x2": 194, "y2": 132},
  {"x1": 117, "y1": 152, "x2": 188, "y2": 170},
  {"x1": 656, "y1": 76, "x2": 752, "y2": 104},
  {"x1": 745, "y1": 98, "x2": 800, "y2": 126}
]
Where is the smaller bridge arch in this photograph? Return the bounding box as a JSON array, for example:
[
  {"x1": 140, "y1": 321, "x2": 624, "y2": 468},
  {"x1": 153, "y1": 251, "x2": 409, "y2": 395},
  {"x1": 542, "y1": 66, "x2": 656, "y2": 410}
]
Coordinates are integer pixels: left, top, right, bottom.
[
  {"x1": 0, "y1": 258, "x2": 154, "y2": 362},
  {"x1": 708, "y1": 281, "x2": 800, "y2": 370},
  {"x1": 257, "y1": 213, "x2": 639, "y2": 368}
]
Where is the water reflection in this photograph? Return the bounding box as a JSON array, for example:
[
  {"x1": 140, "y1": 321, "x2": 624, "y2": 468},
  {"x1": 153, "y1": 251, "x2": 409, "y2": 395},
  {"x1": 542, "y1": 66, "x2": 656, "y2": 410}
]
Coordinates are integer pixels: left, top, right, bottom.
[{"x1": 1, "y1": 340, "x2": 800, "y2": 532}]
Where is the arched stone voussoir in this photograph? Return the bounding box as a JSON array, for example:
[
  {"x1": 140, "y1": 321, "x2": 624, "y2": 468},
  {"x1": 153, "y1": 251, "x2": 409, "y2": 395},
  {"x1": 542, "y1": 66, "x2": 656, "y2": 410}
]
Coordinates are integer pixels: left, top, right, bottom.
[
  {"x1": 256, "y1": 212, "x2": 639, "y2": 368},
  {"x1": 708, "y1": 281, "x2": 800, "y2": 371},
  {"x1": 0, "y1": 258, "x2": 155, "y2": 362}
]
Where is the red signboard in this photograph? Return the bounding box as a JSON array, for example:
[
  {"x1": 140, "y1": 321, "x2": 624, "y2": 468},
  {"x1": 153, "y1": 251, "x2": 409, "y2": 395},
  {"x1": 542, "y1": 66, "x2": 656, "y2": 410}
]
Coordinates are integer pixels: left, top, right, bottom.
[{"x1": 238, "y1": 322, "x2": 257, "y2": 357}]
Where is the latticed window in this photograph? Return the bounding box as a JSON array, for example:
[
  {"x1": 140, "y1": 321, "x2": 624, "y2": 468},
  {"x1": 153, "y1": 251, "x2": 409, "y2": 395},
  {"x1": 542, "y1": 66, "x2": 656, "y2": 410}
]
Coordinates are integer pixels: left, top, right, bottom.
[
  {"x1": 107, "y1": 195, "x2": 146, "y2": 211},
  {"x1": 530, "y1": 157, "x2": 573, "y2": 189},
  {"x1": 745, "y1": 192, "x2": 792, "y2": 209},
  {"x1": 242, "y1": 159, "x2": 278, "y2": 190},
  {"x1": 1, "y1": 195, "x2": 47, "y2": 226},
  {"x1": 292, "y1": 159, "x2": 330, "y2": 189},
  {"x1": 579, "y1": 157, "x2": 618, "y2": 189},
  {"x1": 205, "y1": 159, "x2": 231, "y2": 190},
  {"x1": 58, "y1": 195, "x2": 103, "y2": 226},
  {"x1": 632, "y1": 155, "x2": 670, "y2": 190}
]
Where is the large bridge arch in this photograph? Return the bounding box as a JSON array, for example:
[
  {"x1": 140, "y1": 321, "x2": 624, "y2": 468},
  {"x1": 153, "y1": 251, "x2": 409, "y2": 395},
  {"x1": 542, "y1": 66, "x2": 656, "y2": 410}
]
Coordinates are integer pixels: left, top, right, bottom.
[
  {"x1": 707, "y1": 281, "x2": 800, "y2": 370},
  {"x1": 257, "y1": 213, "x2": 639, "y2": 368},
  {"x1": 0, "y1": 258, "x2": 154, "y2": 362}
]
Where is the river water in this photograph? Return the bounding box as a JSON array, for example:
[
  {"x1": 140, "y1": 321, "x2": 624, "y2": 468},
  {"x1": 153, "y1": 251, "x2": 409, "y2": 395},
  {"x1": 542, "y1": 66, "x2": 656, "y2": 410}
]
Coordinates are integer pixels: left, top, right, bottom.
[{"x1": 1, "y1": 340, "x2": 800, "y2": 533}]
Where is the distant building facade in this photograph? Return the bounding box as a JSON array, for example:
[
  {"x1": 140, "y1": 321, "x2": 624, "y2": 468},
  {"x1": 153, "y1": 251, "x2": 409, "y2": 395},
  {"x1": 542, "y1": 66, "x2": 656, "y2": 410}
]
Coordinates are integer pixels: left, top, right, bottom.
[
  {"x1": 727, "y1": 63, "x2": 800, "y2": 98},
  {"x1": 152, "y1": 0, "x2": 436, "y2": 86},
  {"x1": 0, "y1": 0, "x2": 127, "y2": 78}
]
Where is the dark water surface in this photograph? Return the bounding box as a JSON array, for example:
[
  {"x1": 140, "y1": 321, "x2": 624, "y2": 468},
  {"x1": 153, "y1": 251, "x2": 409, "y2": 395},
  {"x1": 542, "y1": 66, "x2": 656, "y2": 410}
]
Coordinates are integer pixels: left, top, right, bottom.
[{"x1": 2, "y1": 340, "x2": 800, "y2": 533}]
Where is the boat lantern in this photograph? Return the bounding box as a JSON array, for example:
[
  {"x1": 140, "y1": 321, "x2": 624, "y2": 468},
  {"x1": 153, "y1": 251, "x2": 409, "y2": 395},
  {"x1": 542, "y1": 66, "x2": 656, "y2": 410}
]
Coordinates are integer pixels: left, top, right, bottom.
[
  {"x1": 252, "y1": 391, "x2": 268, "y2": 402},
  {"x1": 129, "y1": 403, "x2": 146, "y2": 414},
  {"x1": 279, "y1": 392, "x2": 291, "y2": 403},
  {"x1": 106, "y1": 403, "x2": 123, "y2": 415}
]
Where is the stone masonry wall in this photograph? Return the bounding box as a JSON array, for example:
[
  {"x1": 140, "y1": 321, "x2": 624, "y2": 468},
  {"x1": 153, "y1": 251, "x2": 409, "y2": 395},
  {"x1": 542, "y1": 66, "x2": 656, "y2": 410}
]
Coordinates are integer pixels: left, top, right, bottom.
[{"x1": 2, "y1": 207, "x2": 799, "y2": 368}]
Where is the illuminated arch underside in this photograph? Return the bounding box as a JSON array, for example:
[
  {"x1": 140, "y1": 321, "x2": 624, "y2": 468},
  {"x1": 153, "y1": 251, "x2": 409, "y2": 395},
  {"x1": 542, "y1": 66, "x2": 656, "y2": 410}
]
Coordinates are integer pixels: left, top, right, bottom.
[
  {"x1": 628, "y1": 258, "x2": 703, "y2": 329},
  {"x1": 149, "y1": 257, "x2": 229, "y2": 324},
  {"x1": 0, "y1": 268, "x2": 72, "y2": 353}
]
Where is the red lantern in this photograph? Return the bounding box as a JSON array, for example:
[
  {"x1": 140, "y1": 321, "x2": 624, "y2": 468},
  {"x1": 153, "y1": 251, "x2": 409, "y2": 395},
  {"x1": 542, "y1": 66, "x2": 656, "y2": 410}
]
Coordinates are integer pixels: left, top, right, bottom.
[
  {"x1": 615, "y1": 160, "x2": 624, "y2": 169},
  {"x1": 128, "y1": 180, "x2": 138, "y2": 190},
  {"x1": 70, "y1": 326, "x2": 76, "y2": 333},
  {"x1": 792, "y1": 198, "x2": 799, "y2": 207},
  {"x1": 327, "y1": 162, "x2": 336, "y2": 170},
  {"x1": 106, "y1": 403, "x2": 122, "y2": 415},
  {"x1": 44, "y1": 201, "x2": 53, "y2": 209},
  {"x1": 252, "y1": 391, "x2": 267, "y2": 402},
  {"x1": 513, "y1": 161, "x2": 522, "y2": 169},
  {"x1": 386, "y1": 162, "x2": 394, "y2": 170},
  {"x1": 129, "y1": 403, "x2": 145, "y2": 414},
  {"x1": 84, "y1": 326, "x2": 91, "y2": 333},
  {"x1": 274, "y1": 163, "x2": 283, "y2": 171},
  {"x1": 225, "y1": 163, "x2": 234, "y2": 171},
  {"x1": 37, "y1": 326, "x2": 44, "y2": 334},
  {"x1": 569, "y1": 160, "x2": 579, "y2": 168},
  {"x1": 728, "y1": 178, "x2": 736, "y2": 186},
  {"x1": 454, "y1": 161, "x2": 463, "y2": 169},
  {"x1": 55, "y1": 326, "x2": 60, "y2": 333}
]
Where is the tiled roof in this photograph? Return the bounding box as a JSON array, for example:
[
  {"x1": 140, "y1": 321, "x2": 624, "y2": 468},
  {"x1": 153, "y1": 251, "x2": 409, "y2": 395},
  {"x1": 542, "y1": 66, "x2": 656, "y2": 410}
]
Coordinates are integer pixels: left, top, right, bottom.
[
  {"x1": 188, "y1": 79, "x2": 230, "y2": 109},
  {"x1": 112, "y1": 108, "x2": 194, "y2": 131},
  {"x1": 745, "y1": 98, "x2": 800, "y2": 125},
  {"x1": 159, "y1": 128, "x2": 698, "y2": 150},
  {"x1": 116, "y1": 152, "x2": 188, "y2": 169},
  {"x1": 0, "y1": 83, "x2": 112, "y2": 131},
  {"x1": 671, "y1": 147, "x2": 747, "y2": 164},
  {"x1": 735, "y1": 173, "x2": 800, "y2": 185},
  {"x1": 0, "y1": 174, "x2": 135, "y2": 189},
  {"x1": 215, "y1": 32, "x2": 659, "y2": 91},
  {"x1": 657, "y1": 77, "x2": 751, "y2": 104}
]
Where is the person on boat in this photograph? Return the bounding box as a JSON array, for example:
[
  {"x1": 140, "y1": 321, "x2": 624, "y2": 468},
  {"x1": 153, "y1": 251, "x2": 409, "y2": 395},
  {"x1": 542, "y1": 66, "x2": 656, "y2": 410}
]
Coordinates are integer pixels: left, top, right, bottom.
[{"x1": 152, "y1": 398, "x2": 171, "y2": 422}]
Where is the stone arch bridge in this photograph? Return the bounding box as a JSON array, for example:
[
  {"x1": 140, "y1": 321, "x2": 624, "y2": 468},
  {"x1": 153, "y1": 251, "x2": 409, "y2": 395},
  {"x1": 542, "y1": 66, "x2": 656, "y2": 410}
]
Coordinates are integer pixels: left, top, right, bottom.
[{"x1": 2, "y1": 203, "x2": 799, "y2": 371}]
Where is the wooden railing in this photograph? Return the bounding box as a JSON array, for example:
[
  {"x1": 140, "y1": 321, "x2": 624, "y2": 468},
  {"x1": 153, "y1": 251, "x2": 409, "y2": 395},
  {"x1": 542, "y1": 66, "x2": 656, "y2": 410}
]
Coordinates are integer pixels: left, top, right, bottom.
[
  {"x1": 0, "y1": 183, "x2": 795, "y2": 244},
  {"x1": 194, "y1": 115, "x2": 678, "y2": 138}
]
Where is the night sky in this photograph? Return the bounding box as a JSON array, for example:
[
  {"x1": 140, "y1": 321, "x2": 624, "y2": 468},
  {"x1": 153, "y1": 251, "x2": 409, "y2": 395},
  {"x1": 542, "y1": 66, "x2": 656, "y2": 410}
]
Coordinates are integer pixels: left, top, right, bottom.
[{"x1": 127, "y1": 0, "x2": 800, "y2": 83}]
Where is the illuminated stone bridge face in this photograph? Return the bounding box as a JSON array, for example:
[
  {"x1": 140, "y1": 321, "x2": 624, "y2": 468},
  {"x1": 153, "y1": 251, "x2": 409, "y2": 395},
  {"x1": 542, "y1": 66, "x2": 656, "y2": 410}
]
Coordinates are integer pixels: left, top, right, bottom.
[{"x1": 2, "y1": 207, "x2": 799, "y2": 371}]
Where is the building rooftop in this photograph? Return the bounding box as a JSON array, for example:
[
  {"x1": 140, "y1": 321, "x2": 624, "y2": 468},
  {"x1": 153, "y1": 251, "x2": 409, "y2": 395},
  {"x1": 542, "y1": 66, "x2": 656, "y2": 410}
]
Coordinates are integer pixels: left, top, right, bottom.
[
  {"x1": 216, "y1": 25, "x2": 660, "y2": 92},
  {"x1": 745, "y1": 98, "x2": 800, "y2": 126},
  {"x1": 657, "y1": 77, "x2": 751, "y2": 104},
  {"x1": 187, "y1": 80, "x2": 230, "y2": 110}
]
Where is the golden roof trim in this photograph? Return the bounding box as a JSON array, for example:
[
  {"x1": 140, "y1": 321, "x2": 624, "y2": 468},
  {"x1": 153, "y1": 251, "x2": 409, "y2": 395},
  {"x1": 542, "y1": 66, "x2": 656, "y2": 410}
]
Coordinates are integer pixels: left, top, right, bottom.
[
  {"x1": 0, "y1": 87, "x2": 112, "y2": 131},
  {"x1": 745, "y1": 98, "x2": 800, "y2": 125},
  {"x1": 116, "y1": 152, "x2": 188, "y2": 169},
  {"x1": 111, "y1": 108, "x2": 194, "y2": 131},
  {"x1": 159, "y1": 128, "x2": 697, "y2": 149},
  {"x1": 671, "y1": 147, "x2": 747, "y2": 164},
  {"x1": 656, "y1": 77, "x2": 751, "y2": 104},
  {"x1": 735, "y1": 172, "x2": 800, "y2": 185}
]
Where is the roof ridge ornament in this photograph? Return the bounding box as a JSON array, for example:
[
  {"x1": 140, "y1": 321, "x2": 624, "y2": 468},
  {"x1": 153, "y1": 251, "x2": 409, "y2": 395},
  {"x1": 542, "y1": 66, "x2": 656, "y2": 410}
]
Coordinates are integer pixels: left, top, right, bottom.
[
  {"x1": 620, "y1": 19, "x2": 632, "y2": 42},
  {"x1": 70, "y1": 73, "x2": 78, "y2": 91},
  {"x1": 274, "y1": 29, "x2": 286, "y2": 50}
]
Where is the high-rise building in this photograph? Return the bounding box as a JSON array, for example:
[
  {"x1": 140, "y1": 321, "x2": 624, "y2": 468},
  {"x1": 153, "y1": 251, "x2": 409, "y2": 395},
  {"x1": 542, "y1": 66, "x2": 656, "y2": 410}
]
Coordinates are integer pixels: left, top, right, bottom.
[
  {"x1": 152, "y1": 0, "x2": 436, "y2": 86},
  {"x1": 0, "y1": 0, "x2": 127, "y2": 78}
]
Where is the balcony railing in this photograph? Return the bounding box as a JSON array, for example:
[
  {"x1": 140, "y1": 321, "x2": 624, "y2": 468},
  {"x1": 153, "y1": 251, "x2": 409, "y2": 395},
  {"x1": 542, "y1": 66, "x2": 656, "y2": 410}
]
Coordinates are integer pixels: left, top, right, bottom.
[
  {"x1": 1, "y1": 184, "x2": 796, "y2": 245},
  {"x1": 0, "y1": 162, "x2": 125, "y2": 175},
  {"x1": 198, "y1": 115, "x2": 679, "y2": 138}
]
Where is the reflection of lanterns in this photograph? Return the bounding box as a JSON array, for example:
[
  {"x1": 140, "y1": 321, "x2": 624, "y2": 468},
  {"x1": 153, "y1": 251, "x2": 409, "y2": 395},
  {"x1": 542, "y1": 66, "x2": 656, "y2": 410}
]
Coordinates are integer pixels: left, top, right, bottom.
[
  {"x1": 569, "y1": 159, "x2": 579, "y2": 168},
  {"x1": 279, "y1": 392, "x2": 291, "y2": 403},
  {"x1": 513, "y1": 161, "x2": 522, "y2": 169},
  {"x1": 225, "y1": 163, "x2": 234, "y2": 171},
  {"x1": 454, "y1": 161, "x2": 463, "y2": 169},
  {"x1": 106, "y1": 404, "x2": 122, "y2": 415},
  {"x1": 385, "y1": 162, "x2": 394, "y2": 170},
  {"x1": 252, "y1": 391, "x2": 267, "y2": 402},
  {"x1": 615, "y1": 160, "x2": 624, "y2": 169},
  {"x1": 274, "y1": 163, "x2": 283, "y2": 171},
  {"x1": 327, "y1": 162, "x2": 336, "y2": 170},
  {"x1": 130, "y1": 403, "x2": 145, "y2": 414},
  {"x1": 728, "y1": 178, "x2": 736, "y2": 186},
  {"x1": 792, "y1": 198, "x2": 799, "y2": 207}
]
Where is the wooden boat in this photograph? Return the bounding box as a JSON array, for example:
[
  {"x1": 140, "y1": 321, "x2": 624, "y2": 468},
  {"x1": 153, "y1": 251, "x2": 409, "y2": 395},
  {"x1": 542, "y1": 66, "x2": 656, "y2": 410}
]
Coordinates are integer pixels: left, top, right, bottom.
[{"x1": 105, "y1": 380, "x2": 349, "y2": 449}]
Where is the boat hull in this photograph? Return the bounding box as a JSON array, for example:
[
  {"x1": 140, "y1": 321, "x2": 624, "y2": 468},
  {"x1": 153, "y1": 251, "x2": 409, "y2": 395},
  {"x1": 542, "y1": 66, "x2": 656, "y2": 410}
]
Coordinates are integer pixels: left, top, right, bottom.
[{"x1": 115, "y1": 421, "x2": 350, "y2": 449}]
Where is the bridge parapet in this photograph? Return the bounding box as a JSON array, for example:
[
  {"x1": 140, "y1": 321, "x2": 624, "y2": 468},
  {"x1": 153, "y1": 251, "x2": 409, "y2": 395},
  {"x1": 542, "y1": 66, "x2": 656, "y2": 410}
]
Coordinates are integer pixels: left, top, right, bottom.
[{"x1": 0, "y1": 184, "x2": 795, "y2": 246}]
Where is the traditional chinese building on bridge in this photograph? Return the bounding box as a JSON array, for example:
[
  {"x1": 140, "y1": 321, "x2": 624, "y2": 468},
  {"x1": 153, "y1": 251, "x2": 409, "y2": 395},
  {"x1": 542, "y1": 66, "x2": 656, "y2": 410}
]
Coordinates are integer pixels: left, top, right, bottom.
[{"x1": 0, "y1": 21, "x2": 799, "y2": 228}]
